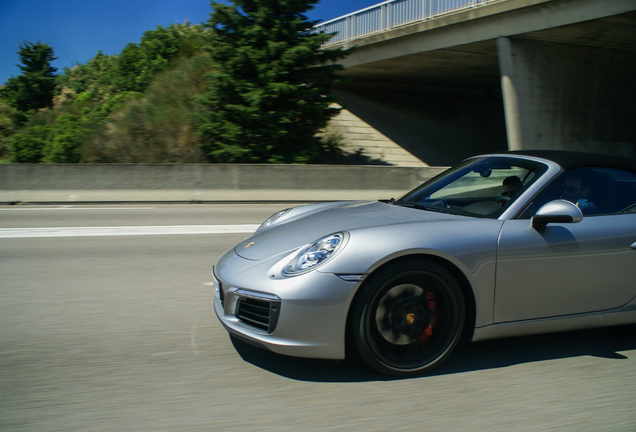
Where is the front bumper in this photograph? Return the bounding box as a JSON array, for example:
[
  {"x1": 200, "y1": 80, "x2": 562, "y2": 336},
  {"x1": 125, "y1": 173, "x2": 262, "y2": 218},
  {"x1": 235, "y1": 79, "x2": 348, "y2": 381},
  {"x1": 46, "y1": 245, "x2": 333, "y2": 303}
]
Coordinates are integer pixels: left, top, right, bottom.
[{"x1": 212, "y1": 252, "x2": 362, "y2": 360}]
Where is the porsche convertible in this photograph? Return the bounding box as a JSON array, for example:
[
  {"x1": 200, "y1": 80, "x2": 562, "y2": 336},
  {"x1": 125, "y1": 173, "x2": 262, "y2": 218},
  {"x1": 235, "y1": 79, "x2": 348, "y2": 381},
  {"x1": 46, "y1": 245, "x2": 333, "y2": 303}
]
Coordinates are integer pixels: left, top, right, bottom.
[{"x1": 212, "y1": 151, "x2": 636, "y2": 375}]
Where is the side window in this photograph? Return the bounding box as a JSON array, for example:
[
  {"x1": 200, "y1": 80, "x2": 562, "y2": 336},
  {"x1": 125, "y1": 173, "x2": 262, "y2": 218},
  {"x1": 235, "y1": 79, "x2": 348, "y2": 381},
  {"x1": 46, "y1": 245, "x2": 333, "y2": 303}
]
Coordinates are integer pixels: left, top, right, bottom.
[
  {"x1": 590, "y1": 167, "x2": 636, "y2": 214},
  {"x1": 520, "y1": 167, "x2": 636, "y2": 217}
]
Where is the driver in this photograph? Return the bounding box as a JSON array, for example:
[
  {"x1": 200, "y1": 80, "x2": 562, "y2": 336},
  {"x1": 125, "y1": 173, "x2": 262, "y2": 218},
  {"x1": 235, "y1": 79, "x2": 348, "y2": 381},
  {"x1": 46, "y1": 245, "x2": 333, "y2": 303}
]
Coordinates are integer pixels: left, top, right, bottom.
[
  {"x1": 502, "y1": 176, "x2": 522, "y2": 198},
  {"x1": 561, "y1": 174, "x2": 599, "y2": 214}
]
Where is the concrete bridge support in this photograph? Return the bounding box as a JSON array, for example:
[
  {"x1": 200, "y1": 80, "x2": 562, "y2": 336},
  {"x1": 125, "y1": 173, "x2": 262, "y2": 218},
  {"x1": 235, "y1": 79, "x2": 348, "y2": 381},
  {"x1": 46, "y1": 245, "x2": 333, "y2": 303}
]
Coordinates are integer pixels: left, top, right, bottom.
[{"x1": 498, "y1": 37, "x2": 636, "y2": 158}]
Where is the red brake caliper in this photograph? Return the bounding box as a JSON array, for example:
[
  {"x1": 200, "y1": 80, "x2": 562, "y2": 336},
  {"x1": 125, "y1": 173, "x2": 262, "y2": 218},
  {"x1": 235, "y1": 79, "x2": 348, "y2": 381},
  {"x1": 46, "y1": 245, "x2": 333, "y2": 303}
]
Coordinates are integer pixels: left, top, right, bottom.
[{"x1": 420, "y1": 290, "x2": 437, "y2": 342}]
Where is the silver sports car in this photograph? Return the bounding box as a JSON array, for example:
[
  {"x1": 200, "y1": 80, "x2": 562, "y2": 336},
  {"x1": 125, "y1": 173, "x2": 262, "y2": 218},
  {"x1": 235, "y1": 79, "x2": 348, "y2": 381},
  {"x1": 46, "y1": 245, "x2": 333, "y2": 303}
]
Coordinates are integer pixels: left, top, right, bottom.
[{"x1": 212, "y1": 151, "x2": 636, "y2": 375}]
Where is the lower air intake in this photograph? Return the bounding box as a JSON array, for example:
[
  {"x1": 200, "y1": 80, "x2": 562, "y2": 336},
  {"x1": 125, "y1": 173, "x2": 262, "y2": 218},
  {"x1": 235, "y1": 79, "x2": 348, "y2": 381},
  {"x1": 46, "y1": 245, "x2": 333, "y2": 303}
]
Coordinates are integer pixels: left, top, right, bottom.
[{"x1": 236, "y1": 295, "x2": 281, "y2": 333}]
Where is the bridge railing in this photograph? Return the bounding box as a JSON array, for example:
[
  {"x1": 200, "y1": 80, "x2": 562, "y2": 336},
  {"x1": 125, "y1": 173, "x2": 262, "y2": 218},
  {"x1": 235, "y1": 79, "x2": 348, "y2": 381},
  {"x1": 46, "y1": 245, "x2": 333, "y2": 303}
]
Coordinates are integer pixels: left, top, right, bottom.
[{"x1": 314, "y1": 0, "x2": 502, "y2": 46}]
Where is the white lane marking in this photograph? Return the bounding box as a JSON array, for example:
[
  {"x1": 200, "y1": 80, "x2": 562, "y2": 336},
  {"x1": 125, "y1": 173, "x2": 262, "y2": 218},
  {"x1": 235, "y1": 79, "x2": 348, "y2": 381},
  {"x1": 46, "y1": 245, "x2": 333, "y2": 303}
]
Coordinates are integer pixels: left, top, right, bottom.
[
  {"x1": 0, "y1": 207, "x2": 156, "y2": 211},
  {"x1": 0, "y1": 225, "x2": 259, "y2": 238}
]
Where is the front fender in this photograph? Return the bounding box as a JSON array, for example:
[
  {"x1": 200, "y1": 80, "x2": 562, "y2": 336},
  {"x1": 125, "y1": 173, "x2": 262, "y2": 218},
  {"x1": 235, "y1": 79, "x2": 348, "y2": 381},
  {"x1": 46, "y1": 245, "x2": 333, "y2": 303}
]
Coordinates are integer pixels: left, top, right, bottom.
[{"x1": 319, "y1": 219, "x2": 504, "y2": 328}]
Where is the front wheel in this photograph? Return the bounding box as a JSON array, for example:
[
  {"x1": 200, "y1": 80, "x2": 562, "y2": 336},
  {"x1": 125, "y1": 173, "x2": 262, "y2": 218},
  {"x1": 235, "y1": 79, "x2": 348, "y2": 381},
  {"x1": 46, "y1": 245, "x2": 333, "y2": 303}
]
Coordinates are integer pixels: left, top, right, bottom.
[{"x1": 352, "y1": 260, "x2": 465, "y2": 376}]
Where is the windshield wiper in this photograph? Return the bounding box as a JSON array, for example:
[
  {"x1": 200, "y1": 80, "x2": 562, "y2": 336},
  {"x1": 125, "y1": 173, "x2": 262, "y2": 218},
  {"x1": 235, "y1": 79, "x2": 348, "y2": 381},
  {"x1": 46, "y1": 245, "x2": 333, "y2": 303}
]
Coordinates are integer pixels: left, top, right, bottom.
[{"x1": 396, "y1": 202, "x2": 446, "y2": 213}]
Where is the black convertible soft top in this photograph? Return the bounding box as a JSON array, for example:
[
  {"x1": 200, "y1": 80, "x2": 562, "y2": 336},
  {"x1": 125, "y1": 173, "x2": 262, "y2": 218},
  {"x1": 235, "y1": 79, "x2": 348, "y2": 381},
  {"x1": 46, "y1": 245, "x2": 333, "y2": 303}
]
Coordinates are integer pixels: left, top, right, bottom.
[{"x1": 504, "y1": 150, "x2": 636, "y2": 172}]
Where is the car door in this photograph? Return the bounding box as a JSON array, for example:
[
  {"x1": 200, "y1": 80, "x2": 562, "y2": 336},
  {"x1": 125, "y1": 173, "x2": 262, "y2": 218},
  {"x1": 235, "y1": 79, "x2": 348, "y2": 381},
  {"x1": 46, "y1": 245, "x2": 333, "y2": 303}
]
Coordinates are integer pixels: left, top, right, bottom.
[
  {"x1": 493, "y1": 166, "x2": 636, "y2": 323},
  {"x1": 494, "y1": 214, "x2": 636, "y2": 322}
]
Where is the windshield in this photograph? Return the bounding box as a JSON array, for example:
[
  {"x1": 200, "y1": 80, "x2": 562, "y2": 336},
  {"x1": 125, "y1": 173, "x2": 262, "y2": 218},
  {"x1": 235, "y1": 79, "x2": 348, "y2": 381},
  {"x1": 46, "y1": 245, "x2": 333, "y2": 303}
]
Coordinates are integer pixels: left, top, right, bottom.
[{"x1": 396, "y1": 156, "x2": 549, "y2": 219}]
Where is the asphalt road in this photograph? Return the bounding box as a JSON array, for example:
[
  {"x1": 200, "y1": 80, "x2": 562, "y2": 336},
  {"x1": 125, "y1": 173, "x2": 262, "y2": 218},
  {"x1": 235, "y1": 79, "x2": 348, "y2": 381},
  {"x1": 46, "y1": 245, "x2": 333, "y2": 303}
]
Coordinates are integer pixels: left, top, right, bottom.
[{"x1": 1, "y1": 204, "x2": 635, "y2": 432}]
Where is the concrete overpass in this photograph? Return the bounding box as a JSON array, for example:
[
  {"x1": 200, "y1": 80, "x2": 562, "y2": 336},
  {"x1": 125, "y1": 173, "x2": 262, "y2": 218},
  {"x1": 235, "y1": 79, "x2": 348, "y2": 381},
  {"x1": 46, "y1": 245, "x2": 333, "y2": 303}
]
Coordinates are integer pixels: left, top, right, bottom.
[{"x1": 316, "y1": 0, "x2": 636, "y2": 166}]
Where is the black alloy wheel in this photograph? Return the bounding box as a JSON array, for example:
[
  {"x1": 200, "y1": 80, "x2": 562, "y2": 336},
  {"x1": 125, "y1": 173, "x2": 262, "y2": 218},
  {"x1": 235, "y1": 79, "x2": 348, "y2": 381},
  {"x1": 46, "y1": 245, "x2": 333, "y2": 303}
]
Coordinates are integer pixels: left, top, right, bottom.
[{"x1": 352, "y1": 259, "x2": 465, "y2": 376}]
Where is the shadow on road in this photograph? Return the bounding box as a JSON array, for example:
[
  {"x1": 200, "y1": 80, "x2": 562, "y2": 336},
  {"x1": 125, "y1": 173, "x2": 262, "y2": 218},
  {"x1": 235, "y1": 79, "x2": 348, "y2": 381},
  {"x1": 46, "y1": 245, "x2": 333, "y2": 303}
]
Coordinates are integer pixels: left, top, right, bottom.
[{"x1": 231, "y1": 324, "x2": 636, "y2": 382}]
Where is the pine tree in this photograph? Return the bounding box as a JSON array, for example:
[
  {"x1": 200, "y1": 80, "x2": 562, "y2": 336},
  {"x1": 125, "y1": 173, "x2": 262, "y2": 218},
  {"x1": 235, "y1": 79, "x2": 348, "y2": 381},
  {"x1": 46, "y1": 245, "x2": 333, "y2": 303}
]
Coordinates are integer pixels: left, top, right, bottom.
[
  {"x1": 197, "y1": 0, "x2": 348, "y2": 163},
  {"x1": 2, "y1": 42, "x2": 58, "y2": 117}
]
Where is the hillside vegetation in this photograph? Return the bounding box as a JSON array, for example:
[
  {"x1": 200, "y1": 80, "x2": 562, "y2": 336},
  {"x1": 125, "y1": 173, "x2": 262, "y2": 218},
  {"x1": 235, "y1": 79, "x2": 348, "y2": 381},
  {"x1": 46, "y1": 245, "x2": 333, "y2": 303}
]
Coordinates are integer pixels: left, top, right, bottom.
[{"x1": 0, "y1": 1, "x2": 348, "y2": 164}]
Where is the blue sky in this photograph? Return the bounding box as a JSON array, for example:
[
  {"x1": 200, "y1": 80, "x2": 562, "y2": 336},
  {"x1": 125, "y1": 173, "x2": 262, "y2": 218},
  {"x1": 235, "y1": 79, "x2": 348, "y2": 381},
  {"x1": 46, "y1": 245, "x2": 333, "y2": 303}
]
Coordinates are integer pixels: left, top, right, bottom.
[{"x1": 0, "y1": 0, "x2": 381, "y2": 84}]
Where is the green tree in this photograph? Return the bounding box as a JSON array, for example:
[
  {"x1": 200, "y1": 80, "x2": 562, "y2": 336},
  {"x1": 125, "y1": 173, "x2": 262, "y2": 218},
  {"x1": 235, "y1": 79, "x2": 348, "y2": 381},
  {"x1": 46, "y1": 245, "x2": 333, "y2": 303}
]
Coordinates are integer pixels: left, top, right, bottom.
[
  {"x1": 85, "y1": 54, "x2": 212, "y2": 163},
  {"x1": 7, "y1": 124, "x2": 49, "y2": 163},
  {"x1": 111, "y1": 24, "x2": 205, "y2": 93},
  {"x1": 0, "y1": 99, "x2": 17, "y2": 160},
  {"x1": 2, "y1": 42, "x2": 58, "y2": 117},
  {"x1": 7, "y1": 88, "x2": 142, "y2": 163},
  {"x1": 197, "y1": 0, "x2": 349, "y2": 163},
  {"x1": 3, "y1": 23, "x2": 211, "y2": 164},
  {"x1": 59, "y1": 51, "x2": 118, "y2": 97}
]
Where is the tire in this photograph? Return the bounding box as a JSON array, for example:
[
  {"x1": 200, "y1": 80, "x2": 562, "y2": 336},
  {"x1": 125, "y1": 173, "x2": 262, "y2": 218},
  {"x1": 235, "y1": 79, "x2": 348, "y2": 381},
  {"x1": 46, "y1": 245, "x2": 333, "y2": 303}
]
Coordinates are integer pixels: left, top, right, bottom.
[{"x1": 352, "y1": 259, "x2": 465, "y2": 376}]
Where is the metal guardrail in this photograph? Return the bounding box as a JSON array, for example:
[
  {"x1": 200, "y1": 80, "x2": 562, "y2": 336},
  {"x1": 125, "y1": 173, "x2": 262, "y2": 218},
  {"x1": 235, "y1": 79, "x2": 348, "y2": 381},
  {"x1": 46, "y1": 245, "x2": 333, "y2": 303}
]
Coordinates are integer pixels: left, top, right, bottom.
[{"x1": 314, "y1": 0, "x2": 503, "y2": 46}]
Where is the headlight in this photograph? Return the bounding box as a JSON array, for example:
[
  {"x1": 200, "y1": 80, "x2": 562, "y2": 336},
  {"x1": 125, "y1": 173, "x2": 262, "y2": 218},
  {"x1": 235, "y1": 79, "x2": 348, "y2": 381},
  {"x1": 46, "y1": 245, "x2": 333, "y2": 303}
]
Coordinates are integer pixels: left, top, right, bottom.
[
  {"x1": 257, "y1": 208, "x2": 291, "y2": 231},
  {"x1": 283, "y1": 232, "x2": 346, "y2": 276}
]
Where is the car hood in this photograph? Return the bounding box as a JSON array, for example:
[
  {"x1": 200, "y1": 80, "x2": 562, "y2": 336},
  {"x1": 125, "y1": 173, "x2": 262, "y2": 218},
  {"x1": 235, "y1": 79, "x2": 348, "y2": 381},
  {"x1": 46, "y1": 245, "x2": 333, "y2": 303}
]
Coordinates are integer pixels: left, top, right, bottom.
[{"x1": 234, "y1": 201, "x2": 464, "y2": 261}]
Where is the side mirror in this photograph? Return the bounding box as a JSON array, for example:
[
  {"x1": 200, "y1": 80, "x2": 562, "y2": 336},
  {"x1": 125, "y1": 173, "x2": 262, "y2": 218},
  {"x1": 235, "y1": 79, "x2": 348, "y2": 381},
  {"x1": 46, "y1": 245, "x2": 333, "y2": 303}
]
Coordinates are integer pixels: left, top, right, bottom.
[{"x1": 531, "y1": 199, "x2": 584, "y2": 230}]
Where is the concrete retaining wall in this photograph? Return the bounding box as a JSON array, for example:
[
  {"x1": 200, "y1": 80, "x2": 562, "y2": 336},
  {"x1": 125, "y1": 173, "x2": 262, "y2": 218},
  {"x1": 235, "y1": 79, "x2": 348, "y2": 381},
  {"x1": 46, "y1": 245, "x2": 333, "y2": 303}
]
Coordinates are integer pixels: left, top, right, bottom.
[{"x1": 0, "y1": 164, "x2": 448, "y2": 203}]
